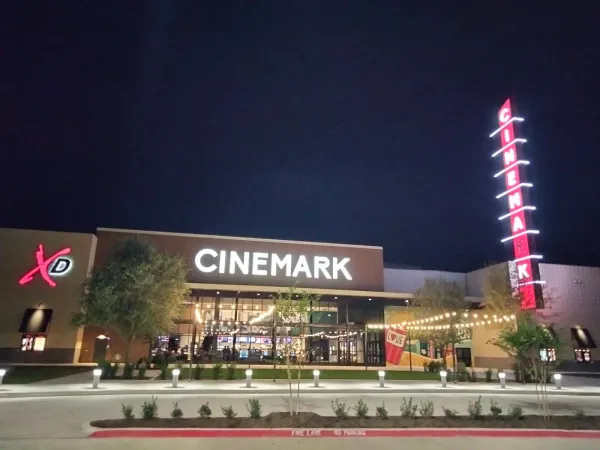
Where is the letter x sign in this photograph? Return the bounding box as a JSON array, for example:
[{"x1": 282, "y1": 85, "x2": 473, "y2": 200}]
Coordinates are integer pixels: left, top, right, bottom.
[{"x1": 19, "y1": 244, "x2": 72, "y2": 287}]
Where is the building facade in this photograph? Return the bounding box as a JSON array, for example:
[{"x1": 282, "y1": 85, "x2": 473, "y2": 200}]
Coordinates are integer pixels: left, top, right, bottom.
[{"x1": 0, "y1": 227, "x2": 598, "y2": 370}]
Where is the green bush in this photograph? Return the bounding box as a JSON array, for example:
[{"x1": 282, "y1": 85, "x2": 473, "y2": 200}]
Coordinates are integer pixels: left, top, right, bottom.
[
  {"x1": 246, "y1": 399, "x2": 262, "y2": 419},
  {"x1": 508, "y1": 405, "x2": 523, "y2": 419},
  {"x1": 400, "y1": 397, "x2": 417, "y2": 419},
  {"x1": 467, "y1": 396, "x2": 483, "y2": 419},
  {"x1": 442, "y1": 406, "x2": 458, "y2": 417},
  {"x1": 122, "y1": 363, "x2": 135, "y2": 380},
  {"x1": 194, "y1": 363, "x2": 204, "y2": 380},
  {"x1": 353, "y1": 399, "x2": 368, "y2": 418},
  {"x1": 157, "y1": 356, "x2": 169, "y2": 380},
  {"x1": 198, "y1": 402, "x2": 212, "y2": 418},
  {"x1": 331, "y1": 399, "x2": 350, "y2": 419},
  {"x1": 221, "y1": 405, "x2": 237, "y2": 419},
  {"x1": 97, "y1": 360, "x2": 112, "y2": 379},
  {"x1": 108, "y1": 363, "x2": 119, "y2": 379},
  {"x1": 468, "y1": 369, "x2": 477, "y2": 382},
  {"x1": 375, "y1": 403, "x2": 388, "y2": 419},
  {"x1": 140, "y1": 396, "x2": 159, "y2": 420},
  {"x1": 419, "y1": 400, "x2": 434, "y2": 417},
  {"x1": 485, "y1": 368, "x2": 494, "y2": 382},
  {"x1": 137, "y1": 363, "x2": 147, "y2": 379},
  {"x1": 574, "y1": 408, "x2": 586, "y2": 419},
  {"x1": 226, "y1": 362, "x2": 236, "y2": 380},
  {"x1": 121, "y1": 404, "x2": 134, "y2": 420},
  {"x1": 171, "y1": 402, "x2": 183, "y2": 419},
  {"x1": 424, "y1": 360, "x2": 443, "y2": 373},
  {"x1": 490, "y1": 400, "x2": 503, "y2": 416},
  {"x1": 212, "y1": 362, "x2": 223, "y2": 380}
]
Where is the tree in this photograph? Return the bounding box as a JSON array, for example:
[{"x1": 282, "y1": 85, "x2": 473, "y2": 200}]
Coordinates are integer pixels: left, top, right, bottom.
[
  {"x1": 413, "y1": 278, "x2": 469, "y2": 373},
  {"x1": 481, "y1": 263, "x2": 520, "y2": 316},
  {"x1": 490, "y1": 313, "x2": 560, "y2": 418},
  {"x1": 73, "y1": 237, "x2": 188, "y2": 364},
  {"x1": 272, "y1": 285, "x2": 319, "y2": 416}
]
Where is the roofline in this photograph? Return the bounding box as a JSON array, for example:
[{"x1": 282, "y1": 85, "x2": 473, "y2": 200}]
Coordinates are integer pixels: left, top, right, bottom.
[
  {"x1": 97, "y1": 227, "x2": 383, "y2": 250},
  {"x1": 185, "y1": 282, "x2": 483, "y2": 302}
]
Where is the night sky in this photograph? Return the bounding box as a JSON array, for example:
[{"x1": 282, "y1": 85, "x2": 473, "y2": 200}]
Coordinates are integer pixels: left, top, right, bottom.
[{"x1": 3, "y1": 1, "x2": 600, "y2": 272}]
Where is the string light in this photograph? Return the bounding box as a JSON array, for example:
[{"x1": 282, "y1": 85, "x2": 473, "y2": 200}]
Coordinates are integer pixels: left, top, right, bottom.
[
  {"x1": 367, "y1": 312, "x2": 516, "y2": 331},
  {"x1": 249, "y1": 306, "x2": 276, "y2": 325}
]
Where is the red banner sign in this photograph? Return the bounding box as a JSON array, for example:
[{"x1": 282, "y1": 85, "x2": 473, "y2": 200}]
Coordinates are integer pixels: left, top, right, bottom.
[
  {"x1": 384, "y1": 327, "x2": 407, "y2": 365},
  {"x1": 492, "y1": 99, "x2": 542, "y2": 310}
]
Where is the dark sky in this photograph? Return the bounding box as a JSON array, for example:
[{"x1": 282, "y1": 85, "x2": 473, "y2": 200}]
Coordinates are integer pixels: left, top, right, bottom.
[{"x1": 3, "y1": 1, "x2": 600, "y2": 272}]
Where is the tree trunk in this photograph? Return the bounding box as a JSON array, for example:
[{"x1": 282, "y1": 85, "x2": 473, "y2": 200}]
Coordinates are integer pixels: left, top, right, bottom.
[{"x1": 124, "y1": 336, "x2": 134, "y2": 366}]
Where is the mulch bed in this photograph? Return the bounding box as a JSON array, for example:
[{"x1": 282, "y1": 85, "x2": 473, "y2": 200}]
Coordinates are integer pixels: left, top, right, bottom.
[{"x1": 91, "y1": 412, "x2": 600, "y2": 430}]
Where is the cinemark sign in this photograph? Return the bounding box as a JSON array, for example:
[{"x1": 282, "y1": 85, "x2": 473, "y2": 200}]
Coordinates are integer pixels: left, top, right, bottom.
[{"x1": 490, "y1": 99, "x2": 544, "y2": 310}]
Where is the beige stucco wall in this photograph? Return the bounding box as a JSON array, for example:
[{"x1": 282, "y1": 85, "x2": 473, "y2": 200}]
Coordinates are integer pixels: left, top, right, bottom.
[
  {"x1": 0, "y1": 228, "x2": 96, "y2": 362},
  {"x1": 471, "y1": 323, "x2": 512, "y2": 369}
]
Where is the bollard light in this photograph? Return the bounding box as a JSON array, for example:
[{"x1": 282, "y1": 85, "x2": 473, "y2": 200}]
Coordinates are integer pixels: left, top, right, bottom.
[
  {"x1": 313, "y1": 370, "x2": 320, "y2": 387},
  {"x1": 245, "y1": 369, "x2": 253, "y2": 388},
  {"x1": 498, "y1": 371, "x2": 506, "y2": 389},
  {"x1": 92, "y1": 368, "x2": 102, "y2": 389},
  {"x1": 378, "y1": 370, "x2": 385, "y2": 388},
  {"x1": 0, "y1": 368, "x2": 6, "y2": 385},
  {"x1": 172, "y1": 368, "x2": 181, "y2": 388},
  {"x1": 553, "y1": 373, "x2": 562, "y2": 390},
  {"x1": 440, "y1": 370, "x2": 448, "y2": 388}
]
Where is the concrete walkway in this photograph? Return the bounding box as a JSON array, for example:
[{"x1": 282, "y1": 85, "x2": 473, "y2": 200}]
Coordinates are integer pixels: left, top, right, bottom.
[{"x1": 1, "y1": 377, "x2": 599, "y2": 399}]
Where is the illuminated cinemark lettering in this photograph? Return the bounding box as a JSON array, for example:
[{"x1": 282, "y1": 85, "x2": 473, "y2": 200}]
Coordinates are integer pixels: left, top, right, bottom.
[
  {"x1": 19, "y1": 244, "x2": 73, "y2": 288},
  {"x1": 194, "y1": 249, "x2": 352, "y2": 280},
  {"x1": 491, "y1": 98, "x2": 545, "y2": 310}
]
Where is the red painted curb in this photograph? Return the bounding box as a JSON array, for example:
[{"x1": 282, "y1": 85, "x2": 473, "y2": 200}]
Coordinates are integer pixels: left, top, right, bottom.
[{"x1": 89, "y1": 428, "x2": 600, "y2": 439}]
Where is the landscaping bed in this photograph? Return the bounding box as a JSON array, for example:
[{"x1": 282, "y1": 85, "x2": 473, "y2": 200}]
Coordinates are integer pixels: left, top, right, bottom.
[
  {"x1": 1, "y1": 366, "x2": 94, "y2": 384},
  {"x1": 91, "y1": 412, "x2": 600, "y2": 430}
]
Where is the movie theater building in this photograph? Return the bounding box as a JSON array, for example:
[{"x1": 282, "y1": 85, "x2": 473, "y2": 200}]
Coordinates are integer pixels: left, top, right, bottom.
[{"x1": 1, "y1": 227, "x2": 599, "y2": 370}]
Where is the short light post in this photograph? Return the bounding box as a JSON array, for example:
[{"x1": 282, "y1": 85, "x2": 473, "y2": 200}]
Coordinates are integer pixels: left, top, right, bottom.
[
  {"x1": 245, "y1": 369, "x2": 253, "y2": 388},
  {"x1": 313, "y1": 370, "x2": 320, "y2": 387},
  {"x1": 440, "y1": 370, "x2": 448, "y2": 388},
  {"x1": 172, "y1": 368, "x2": 180, "y2": 388},
  {"x1": 498, "y1": 371, "x2": 506, "y2": 389},
  {"x1": 553, "y1": 373, "x2": 562, "y2": 390},
  {"x1": 92, "y1": 368, "x2": 102, "y2": 389},
  {"x1": 378, "y1": 370, "x2": 385, "y2": 388}
]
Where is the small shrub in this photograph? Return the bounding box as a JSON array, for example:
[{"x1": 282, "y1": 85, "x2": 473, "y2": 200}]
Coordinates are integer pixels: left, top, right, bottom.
[
  {"x1": 121, "y1": 404, "x2": 134, "y2": 420},
  {"x1": 140, "y1": 396, "x2": 158, "y2": 420},
  {"x1": 108, "y1": 363, "x2": 119, "y2": 379},
  {"x1": 375, "y1": 402, "x2": 388, "y2": 419},
  {"x1": 171, "y1": 402, "x2": 183, "y2": 419},
  {"x1": 122, "y1": 363, "x2": 135, "y2": 380},
  {"x1": 468, "y1": 369, "x2": 477, "y2": 382},
  {"x1": 331, "y1": 398, "x2": 350, "y2": 419},
  {"x1": 221, "y1": 405, "x2": 237, "y2": 419},
  {"x1": 400, "y1": 397, "x2": 417, "y2": 419},
  {"x1": 508, "y1": 405, "x2": 523, "y2": 419},
  {"x1": 194, "y1": 363, "x2": 204, "y2": 380},
  {"x1": 424, "y1": 360, "x2": 443, "y2": 373},
  {"x1": 198, "y1": 402, "x2": 212, "y2": 419},
  {"x1": 485, "y1": 368, "x2": 494, "y2": 383},
  {"x1": 353, "y1": 399, "x2": 368, "y2": 418},
  {"x1": 212, "y1": 362, "x2": 223, "y2": 380},
  {"x1": 157, "y1": 357, "x2": 169, "y2": 380},
  {"x1": 226, "y1": 362, "x2": 236, "y2": 380},
  {"x1": 489, "y1": 400, "x2": 503, "y2": 416},
  {"x1": 419, "y1": 400, "x2": 434, "y2": 417},
  {"x1": 574, "y1": 408, "x2": 586, "y2": 419},
  {"x1": 442, "y1": 406, "x2": 458, "y2": 417},
  {"x1": 467, "y1": 396, "x2": 483, "y2": 419},
  {"x1": 97, "y1": 360, "x2": 111, "y2": 379},
  {"x1": 137, "y1": 363, "x2": 147, "y2": 379},
  {"x1": 246, "y1": 399, "x2": 262, "y2": 419}
]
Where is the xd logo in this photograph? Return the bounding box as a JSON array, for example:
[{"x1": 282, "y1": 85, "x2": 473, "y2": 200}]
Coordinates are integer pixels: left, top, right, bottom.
[{"x1": 19, "y1": 244, "x2": 73, "y2": 288}]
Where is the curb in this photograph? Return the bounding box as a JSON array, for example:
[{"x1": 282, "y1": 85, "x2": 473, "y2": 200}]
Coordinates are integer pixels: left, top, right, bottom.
[
  {"x1": 1, "y1": 388, "x2": 599, "y2": 400},
  {"x1": 89, "y1": 427, "x2": 600, "y2": 439}
]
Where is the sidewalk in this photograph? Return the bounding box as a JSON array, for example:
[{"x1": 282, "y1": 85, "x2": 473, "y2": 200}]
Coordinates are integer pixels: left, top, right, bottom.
[{"x1": 1, "y1": 378, "x2": 600, "y2": 399}]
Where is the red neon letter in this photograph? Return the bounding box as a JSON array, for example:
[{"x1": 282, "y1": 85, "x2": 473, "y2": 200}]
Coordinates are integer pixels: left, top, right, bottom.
[{"x1": 19, "y1": 245, "x2": 71, "y2": 287}]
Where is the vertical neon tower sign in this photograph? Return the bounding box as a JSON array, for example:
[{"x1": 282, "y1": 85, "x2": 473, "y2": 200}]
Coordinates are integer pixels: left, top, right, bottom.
[{"x1": 490, "y1": 98, "x2": 544, "y2": 310}]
